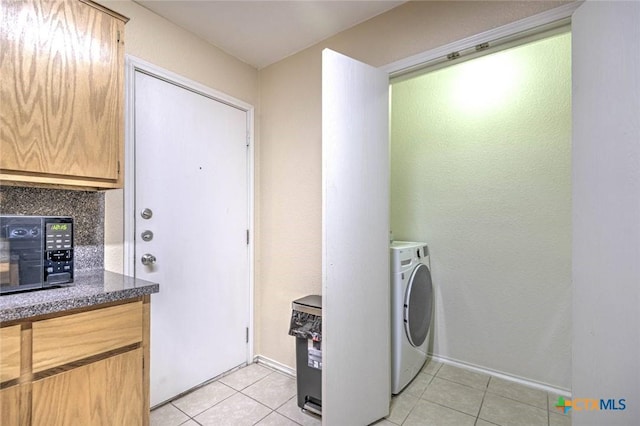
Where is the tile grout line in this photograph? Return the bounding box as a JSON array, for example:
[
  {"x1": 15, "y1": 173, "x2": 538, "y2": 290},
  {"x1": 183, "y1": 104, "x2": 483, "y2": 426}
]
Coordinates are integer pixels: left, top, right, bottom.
[
  {"x1": 173, "y1": 387, "x2": 240, "y2": 420},
  {"x1": 546, "y1": 390, "x2": 550, "y2": 426},
  {"x1": 419, "y1": 376, "x2": 484, "y2": 417},
  {"x1": 239, "y1": 388, "x2": 283, "y2": 413},
  {"x1": 432, "y1": 374, "x2": 490, "y2": 392},
  {"x1": 237, "y1": 373, "x2": 303, "y2": 425},
  {"x1": 483, "y1": 389, "x2": 550, "y2": 412},
  {"x1": 244, "y1": 392, "x2": 306, "y2": 426},
  {"x1": 398, "y1": 362, "x2": 483, "y2": 425},
  {"x1": 480, "y1": 375, "x2": 551, "y2": 413},
  {"x1": 418, "y1": 398, "x2": 481, "y2": 421},
  {"x1": 186, "y1": 416, "x2": 202, "y2": 426},
  {"x1": 169, "y1": 401, "x2": 196, "y2": 420},
  {"x1": 276, "y1": 395, "x2": 315, "y2": 426},
  {"x1": 249, "y1": 406, "x2": 273, "y2": 426},
  {"x1": 399, "y1": 399, "x2": 418, "y2": 426},
  {"x1": 475, "y1": 377, "x2": 490, "y2": 425},
  {"x1": 176, "y1": 369, "x2": 272, "y2": 424}
]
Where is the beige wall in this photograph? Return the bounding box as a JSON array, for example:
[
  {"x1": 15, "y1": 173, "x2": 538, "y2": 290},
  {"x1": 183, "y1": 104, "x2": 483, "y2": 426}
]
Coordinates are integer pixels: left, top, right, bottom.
[
  {"x1": 258, "y1": 1, "x2": 569, "y2": 371},
  {"x1": 99, "y1": 0, "x2": 259, "y2": 275},
  {"x1": 102, "y1": 0, "x2": 258, "y2": 103},
  {"x1": 391, "y1": 33, "x2": 571, "y2": 389}
]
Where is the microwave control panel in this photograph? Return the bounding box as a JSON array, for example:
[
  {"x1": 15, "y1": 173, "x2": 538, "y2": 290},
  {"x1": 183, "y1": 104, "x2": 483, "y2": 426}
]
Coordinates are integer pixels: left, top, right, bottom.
[{"x1": 44, "y1": 219, "x2": 74, "y2": 285}]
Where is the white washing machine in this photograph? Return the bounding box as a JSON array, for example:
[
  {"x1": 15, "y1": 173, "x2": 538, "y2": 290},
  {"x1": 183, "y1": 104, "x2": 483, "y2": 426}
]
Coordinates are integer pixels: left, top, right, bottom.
[{"x1": 390, "y1": 241, "x2": 433, "y2": 395}]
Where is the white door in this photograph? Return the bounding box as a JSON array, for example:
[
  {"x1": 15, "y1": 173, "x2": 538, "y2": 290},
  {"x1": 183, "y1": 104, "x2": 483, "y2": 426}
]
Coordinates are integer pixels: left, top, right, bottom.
[
  {"x1": 133, "y1": 70, "x2": 250, "y2": 406},
  {"x1": 322, "y1": 49, "x2": 390, "y2": 425}
]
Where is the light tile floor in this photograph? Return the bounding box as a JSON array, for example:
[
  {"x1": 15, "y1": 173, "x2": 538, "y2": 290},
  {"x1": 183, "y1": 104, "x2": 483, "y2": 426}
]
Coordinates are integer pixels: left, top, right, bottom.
[{"x1": 151, "y1": 360, "x2": 571, "y2": 426}]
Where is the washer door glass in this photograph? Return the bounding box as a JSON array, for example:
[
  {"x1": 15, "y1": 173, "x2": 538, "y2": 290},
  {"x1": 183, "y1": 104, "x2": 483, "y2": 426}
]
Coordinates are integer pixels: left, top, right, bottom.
[{"x1": 404, "y1": 263, "x2": 433, "y2": 347}]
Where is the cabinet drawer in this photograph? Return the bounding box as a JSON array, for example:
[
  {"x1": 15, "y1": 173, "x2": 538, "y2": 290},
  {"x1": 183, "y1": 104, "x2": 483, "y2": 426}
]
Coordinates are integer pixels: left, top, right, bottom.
[
  {"x1": 32, "y1": 302, "x2": 142, "y2": 373},
  {"x1": 0, "y1": 325, "x2": 21, "y2": 382}
]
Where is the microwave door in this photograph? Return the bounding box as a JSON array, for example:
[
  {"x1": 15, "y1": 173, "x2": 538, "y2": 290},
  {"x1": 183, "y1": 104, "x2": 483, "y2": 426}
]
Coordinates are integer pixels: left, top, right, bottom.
[
  {"x1": 0, "y1": 218, "x2": 44, "y2": 293},
  {"x1": 17, "y1": 250, "x2": 43, "y2": 288},
  {"x1": 0, "y1": 237, "x2": 12, "y2": 287}
]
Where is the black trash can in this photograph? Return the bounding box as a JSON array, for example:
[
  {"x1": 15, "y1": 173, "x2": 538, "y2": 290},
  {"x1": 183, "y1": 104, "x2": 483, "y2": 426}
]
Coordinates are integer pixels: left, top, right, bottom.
[{"x1": 288, "y1": 295, "x2": 322, "y2": 416}]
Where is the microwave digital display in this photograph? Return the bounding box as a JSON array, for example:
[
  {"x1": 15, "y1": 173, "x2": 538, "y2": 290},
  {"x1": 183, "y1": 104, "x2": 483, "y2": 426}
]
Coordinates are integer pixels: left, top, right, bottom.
[{"x1": 45, "y1": 222, "x2": 73, "y2": 250}]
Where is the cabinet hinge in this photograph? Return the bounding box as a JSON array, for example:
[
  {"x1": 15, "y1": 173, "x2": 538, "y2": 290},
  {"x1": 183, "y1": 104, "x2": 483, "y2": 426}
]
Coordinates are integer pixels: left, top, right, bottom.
[
  {"x1": 246, "y1": 229, "x2": 249, "y2": 245},
  {"x1": 246, "y1": 327, "x2": 249, "y2": 343}
]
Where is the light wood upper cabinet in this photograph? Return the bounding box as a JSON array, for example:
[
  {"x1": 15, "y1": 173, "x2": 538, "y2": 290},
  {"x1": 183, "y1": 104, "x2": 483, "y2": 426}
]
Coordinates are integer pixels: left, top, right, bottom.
[{"x1": 0, "y1": 0, "x2": 128, "y2": 189}]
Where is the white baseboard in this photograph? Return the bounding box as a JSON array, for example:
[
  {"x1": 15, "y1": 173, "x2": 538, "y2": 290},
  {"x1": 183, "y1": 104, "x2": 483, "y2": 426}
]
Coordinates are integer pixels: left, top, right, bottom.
[
  {"x1": 253, "y1": 353, "x2": 571, "y2": 397},
  {"x1": 254, "y1": 354, "x2": 296, "y2": 378},
  {"x1": 429, "y1": 353, "x2": 572, "y2": 397}
]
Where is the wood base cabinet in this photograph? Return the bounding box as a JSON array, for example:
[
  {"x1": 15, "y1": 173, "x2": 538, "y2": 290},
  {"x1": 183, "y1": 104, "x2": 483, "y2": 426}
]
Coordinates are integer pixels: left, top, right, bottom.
[
  {"x1": 0, "y1": 297, "x2": 150, "y2": 426},
  {"x1": 0, "y1": 385, "x2": 20, "y2": 425},
  {"x1": 0, "y1": 0, "x2": 128, "y2": 190},
  {"x1": 32, "y1": 349, "x2": 142, "y2": 425}
]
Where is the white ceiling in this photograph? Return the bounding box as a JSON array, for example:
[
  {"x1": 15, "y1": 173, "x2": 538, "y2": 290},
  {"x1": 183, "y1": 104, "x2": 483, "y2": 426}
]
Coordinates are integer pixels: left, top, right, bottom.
[{"x1": 134, "y1": 1, "x2": 405, "y2": 69}]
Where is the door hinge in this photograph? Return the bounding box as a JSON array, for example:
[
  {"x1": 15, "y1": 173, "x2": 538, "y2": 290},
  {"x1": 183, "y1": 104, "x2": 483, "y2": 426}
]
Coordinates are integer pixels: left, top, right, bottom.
[
  {"x1": 117, "y1": 160, "x2": 121, "y2": 175},
  {"x1": 246, "y1": 131, "x2": 250, "y2": 147},
  {"x1": 117, "y1": 30, "x2": 121, "y2": 44},
  {"x1": 246, "y1": 229, "x2": 249, "y2": 245},
  {"x1": 246, "y1": 327, "x2": 249, "y2": 343}
]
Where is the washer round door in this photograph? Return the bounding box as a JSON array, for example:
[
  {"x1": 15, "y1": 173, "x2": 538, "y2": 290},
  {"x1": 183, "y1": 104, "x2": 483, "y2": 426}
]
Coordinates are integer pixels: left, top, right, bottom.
[{"x1": 404, "y1": 263, "x2": 433, "y2": 347}]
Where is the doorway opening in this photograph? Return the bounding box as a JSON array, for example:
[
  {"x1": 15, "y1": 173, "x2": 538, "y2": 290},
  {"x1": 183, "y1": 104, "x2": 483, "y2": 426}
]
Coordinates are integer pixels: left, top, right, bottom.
[{"x1": 389, "y1": 30, "x2": 572, "y2": 391}]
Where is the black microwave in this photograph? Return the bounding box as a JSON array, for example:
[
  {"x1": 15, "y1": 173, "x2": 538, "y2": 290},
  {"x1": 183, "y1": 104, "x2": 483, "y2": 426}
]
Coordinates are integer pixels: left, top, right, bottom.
[{"x1": 0, "y1": 215, "x2": 74, "y2": 294}]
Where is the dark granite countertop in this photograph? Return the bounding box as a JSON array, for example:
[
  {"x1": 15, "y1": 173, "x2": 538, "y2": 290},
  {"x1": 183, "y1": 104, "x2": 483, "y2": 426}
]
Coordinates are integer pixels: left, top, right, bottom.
[{"x1": 0, "y1": 270, "x2": 159, "y2": 322}]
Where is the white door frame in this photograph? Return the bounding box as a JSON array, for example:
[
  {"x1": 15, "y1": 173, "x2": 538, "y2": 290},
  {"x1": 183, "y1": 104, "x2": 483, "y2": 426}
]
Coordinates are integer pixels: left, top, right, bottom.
[{"x1": 123, "y1": 55, "x2": 255, "y2": 363}]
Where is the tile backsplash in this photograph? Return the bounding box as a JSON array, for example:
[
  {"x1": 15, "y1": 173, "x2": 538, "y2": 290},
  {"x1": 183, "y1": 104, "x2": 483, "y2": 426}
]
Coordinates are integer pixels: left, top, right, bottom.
[{"x1": 0, "y1": 186, "x2": 104, "y2": 271}]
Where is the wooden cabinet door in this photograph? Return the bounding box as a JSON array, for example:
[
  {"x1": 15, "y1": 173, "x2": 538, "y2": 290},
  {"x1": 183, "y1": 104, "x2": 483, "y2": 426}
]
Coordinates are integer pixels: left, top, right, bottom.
[
  {"x1": 0, "y1": 325, "x2": 21, "y2": 383},
  {"x1": 32, "y1": 348, "x2": 143, "y2": 426},
  {"x1": 0, "y1": 385, "x2": 20, "y2": 425},
  {"x1": 0, "y1": 0, "x2": 126, "y2": 189}
]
